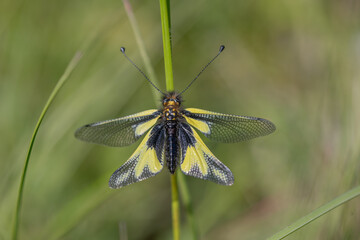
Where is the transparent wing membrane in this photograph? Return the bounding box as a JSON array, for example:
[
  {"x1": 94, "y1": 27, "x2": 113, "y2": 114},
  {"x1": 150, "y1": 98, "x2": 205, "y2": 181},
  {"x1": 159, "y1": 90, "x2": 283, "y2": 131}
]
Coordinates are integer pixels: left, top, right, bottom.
[
  {"x1": 75, "y1": 110, "x2": 161, "y2": 147},
  {"x1": 183, "y1": 108, "x2": 275, "y2": 143}
]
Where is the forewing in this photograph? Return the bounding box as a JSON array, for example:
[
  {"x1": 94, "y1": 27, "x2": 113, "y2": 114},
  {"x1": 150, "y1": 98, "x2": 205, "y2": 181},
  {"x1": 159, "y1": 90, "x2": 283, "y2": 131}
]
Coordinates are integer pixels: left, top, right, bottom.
[
  {"x1": 109, "y1": 124, "x2": 166, "y2": 188},
  {"x1": 183, "y1": 108, "x2": 275, "y2": 143},
  {"x1": 178, "y1": 123, "x2": 234, "y2": 185},
  {"x1": 75, "y1": 109, "x2": 161, "y2": 147}
]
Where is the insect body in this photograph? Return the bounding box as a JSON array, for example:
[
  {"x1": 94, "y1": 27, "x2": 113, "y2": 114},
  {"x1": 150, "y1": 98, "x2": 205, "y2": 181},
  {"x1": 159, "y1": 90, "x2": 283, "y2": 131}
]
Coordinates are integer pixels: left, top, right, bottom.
[
  {"x1": 75, "y1": 46, "x2": 276, "y2": 188},
  {"x1": 162, "y1": 93, "x2": 182, "y2": 174}
]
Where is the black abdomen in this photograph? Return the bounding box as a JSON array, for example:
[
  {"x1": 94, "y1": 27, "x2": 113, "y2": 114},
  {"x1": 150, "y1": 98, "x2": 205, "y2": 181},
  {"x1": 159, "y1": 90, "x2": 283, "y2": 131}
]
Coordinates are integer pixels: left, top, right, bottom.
[{"x1": 165, "y1": 121, "x2": 178, "y2": 174}]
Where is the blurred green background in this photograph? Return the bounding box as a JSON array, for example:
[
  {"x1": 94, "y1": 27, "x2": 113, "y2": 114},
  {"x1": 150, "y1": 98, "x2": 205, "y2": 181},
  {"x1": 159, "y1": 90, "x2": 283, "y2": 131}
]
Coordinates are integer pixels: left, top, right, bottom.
[{"x1": 1, "y1": 0, "x2": 360, "y2": 239}]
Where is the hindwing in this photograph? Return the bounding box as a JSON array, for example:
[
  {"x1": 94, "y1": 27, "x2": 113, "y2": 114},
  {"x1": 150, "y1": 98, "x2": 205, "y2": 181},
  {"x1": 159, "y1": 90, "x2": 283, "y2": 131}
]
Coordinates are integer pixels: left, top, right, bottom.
[
  {"x1": 178, "y1": 123, "x2": 234, "y2": 185},
  {"x1": 109, "y1": 124, "x2": 166, "y2": 188}
]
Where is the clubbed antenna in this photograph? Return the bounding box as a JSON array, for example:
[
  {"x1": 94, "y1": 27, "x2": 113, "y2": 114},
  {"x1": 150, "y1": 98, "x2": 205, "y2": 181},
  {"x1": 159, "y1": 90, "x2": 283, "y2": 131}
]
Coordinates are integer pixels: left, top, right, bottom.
[
  {"x1": 179, "y1": 45, "x2": 225, "y2": 96},
  {"x1": 120, "y1": 47, "x2": 166, "y2": 95}
]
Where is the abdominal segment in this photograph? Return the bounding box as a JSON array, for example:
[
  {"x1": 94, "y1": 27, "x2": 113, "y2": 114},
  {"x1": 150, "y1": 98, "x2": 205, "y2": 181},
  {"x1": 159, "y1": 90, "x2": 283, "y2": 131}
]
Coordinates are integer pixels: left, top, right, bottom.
[{"x1": 165, "y1": 121, "x2": 178, "y2": 174}]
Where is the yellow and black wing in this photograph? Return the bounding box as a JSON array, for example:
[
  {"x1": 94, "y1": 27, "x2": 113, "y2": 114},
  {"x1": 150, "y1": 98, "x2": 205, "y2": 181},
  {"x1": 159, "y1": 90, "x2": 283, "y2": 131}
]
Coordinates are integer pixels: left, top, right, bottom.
[
  {"x1": 109, "y1": 124, "x2": 166, "y2": 188},
  {"x1": 183, "y1": 108, "x2": 275, "y2": 143},
  {"x1": 75, "y1": 109, "x2": 161, "y2": 147},
  {"x1": 178, "y1": 123, "x2": 234, "y2": 185}
]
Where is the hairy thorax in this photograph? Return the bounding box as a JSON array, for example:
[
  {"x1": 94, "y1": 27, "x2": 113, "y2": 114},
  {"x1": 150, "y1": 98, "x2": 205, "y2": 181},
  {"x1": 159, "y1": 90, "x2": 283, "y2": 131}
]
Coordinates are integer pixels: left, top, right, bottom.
[{"x1": 162, "y1": 92, "x2": 182, "y2": 121}]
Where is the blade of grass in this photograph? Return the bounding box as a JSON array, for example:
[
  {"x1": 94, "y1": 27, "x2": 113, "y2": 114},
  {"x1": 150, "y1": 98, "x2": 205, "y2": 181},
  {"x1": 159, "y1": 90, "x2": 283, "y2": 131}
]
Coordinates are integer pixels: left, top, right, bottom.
[
  {"x1": 160, "y1": 0, "x2": 174, "y2": 92},
  {"x1": 267, "y1": 185, "x2": 360, "y2": 240},
  {"x1": 11, "y1": 51, "x2": 83, "y2": 240},
  {"x1": 178, "y1": 173, "x2": 198, "y2": 240},
  {"x1": 159, "y1": 0, "x2": 180, "y2": 239},
  {"x1": 171, "y1": 173, "x2": 180, "y2": 240},
  {"x1": 122, "y1": 0, "x2": 162, "y2": 101}
]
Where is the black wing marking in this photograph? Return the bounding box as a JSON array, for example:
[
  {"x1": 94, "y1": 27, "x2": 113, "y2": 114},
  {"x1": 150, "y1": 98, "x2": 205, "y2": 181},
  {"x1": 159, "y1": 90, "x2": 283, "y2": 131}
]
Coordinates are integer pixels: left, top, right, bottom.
[
  {"x1": 75, "y1": 109, "x2": 161, "y2": 147},
  {"x1": 178, "y1": 122, "x2": 234, "y2": 185},
  {"x1": 109, "y1": 123, "x2": 166, "y2": 188},
  {"x1": 183, "y1": 108, "x2": 275, "y2": 143}
]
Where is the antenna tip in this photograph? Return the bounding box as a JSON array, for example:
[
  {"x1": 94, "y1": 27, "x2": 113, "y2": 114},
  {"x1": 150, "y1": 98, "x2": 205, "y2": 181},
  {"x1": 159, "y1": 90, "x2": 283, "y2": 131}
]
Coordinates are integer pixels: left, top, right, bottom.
[
  {"x1": 219, "y1": 45, "x2": 225, "y2": 52},
  {"x1": 120, "y1": 47, "x2": 126, "y2": 53}
]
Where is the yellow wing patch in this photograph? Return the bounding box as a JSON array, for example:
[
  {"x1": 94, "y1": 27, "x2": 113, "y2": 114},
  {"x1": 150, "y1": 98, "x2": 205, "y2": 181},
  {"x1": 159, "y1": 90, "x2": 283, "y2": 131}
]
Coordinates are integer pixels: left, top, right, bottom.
[
  {"x1": 180, "y1": 126, "x2": 234, "y2": 185},
  {"x1": 109, "y1": 129, "x2": 164, "y2": 188},
  {"x1": 184, "y1": 108, "x2": 215, "y2": 135},
  {"x1": 185, "y1": 108, "x2": 222, "y2": 115},
  {"x1": 120, "y1": 109, "x2": 159, "y2": 119},
  {"x1": 134, "y1": 117, "x2": 158, "y2": 137},
  {"x1": 181, "y1": 144, "x2": 208, "y2": 175},
  {"x1": 133, "y1": 143, "x2": 162, "y2": 177},
  {"x1": 183, "y1": 115, "x2": 210, "y2": 134}
]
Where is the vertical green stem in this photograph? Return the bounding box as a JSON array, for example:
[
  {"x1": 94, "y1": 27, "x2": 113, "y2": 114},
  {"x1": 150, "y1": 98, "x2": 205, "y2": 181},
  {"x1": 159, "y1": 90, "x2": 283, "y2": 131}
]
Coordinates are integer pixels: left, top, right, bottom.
[
  {"x1": 12, "y1": 52, "x2": 82, "y2": 240},
  {"x1": 159, "y1": 0, "x2": 174, "y2": 92},
  {"x1": 178, "y1": 173, "x2": 198, "y2": 240},
  {"x1": 171, "y1": 173, "x2": 180, "y2": 240},
  {"x1": 159, "y1": 0, "x2": 179, "y2": 239},
  {"x1": 122, "y1": 0, "x2": 161, "y2": 101}
]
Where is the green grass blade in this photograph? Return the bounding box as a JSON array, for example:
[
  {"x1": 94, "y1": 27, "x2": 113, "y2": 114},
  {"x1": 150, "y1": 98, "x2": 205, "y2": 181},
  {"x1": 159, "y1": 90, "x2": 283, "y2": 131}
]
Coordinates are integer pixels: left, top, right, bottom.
[
  {"x1": 267, "y1": 185, "x2": 360, "y2": 240},
  {"x1": 11, "y1": 52, "x2": 83, "y2": 240},
  {"x1": 122, "y1": 0, "x2": 162, "y2": 101},
  {"x1": 160, "y1": 0, "x2": 174, "y2": 92},
  {"x1": 159, "y1": 0, "x2": 180, "y2": 239},
  {"x1": 171, "y1": 173, "x2": 180, "y2": 240},
  {"x1": 178, "y1": 173, "x2": 198, "y2": 240}
]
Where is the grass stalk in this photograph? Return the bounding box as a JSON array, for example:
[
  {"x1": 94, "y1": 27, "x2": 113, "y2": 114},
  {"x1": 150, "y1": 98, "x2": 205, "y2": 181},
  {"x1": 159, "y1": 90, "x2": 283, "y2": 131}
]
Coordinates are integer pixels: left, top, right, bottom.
[
  {"x1": 171, "y1": 173, "x2": 180, "y2": 240},
  {"x1": 122, "y1": 0, "x2": 161, "y2": 101},
  {"x1": 11, "y1": 52, "x2": 83, "y2": 240},
  {"x1": 267, "y1": 185, "x2": 360, "y2": 240},
  {"x1": 159, "y1": 0, "x2": 174, "y2": 92},
  {"x1": 178, "y1": 173, "x2": 198, "y2": 240},
  {"x1": 159, "y1": 0, "x2": 180, "y2": 239}
]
